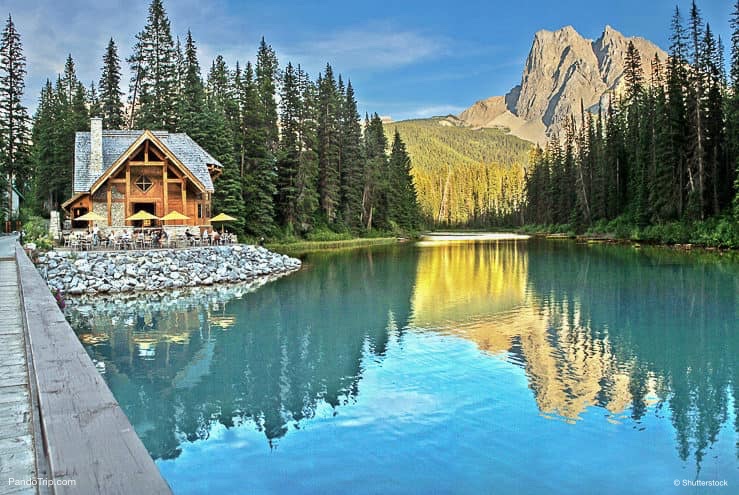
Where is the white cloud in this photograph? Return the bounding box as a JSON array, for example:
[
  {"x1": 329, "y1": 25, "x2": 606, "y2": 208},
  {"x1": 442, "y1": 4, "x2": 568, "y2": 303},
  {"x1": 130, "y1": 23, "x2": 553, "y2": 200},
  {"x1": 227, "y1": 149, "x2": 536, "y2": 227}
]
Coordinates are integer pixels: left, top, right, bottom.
[
  {"x1": 6, "y1": 1, "x2": 451, "y2": 114},
  {"x1": 282, "y1": 23, "x2": 447, "y2": 73}
]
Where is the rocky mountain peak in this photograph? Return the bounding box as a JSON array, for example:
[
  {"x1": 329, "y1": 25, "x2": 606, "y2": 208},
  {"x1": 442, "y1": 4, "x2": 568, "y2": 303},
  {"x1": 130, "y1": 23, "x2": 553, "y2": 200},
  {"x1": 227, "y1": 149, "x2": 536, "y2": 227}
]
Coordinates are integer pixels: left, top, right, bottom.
[{"x1": 458, "y1": 25, "x2": 667, "y2": 144}]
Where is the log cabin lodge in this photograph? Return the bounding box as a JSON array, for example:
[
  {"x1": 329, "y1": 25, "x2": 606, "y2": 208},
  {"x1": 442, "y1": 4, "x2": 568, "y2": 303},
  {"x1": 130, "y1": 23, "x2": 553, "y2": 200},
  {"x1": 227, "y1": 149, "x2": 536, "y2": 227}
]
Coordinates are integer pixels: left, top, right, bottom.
[{"x1": 62, "y1": 118, "x2": 222, "y2": 230}]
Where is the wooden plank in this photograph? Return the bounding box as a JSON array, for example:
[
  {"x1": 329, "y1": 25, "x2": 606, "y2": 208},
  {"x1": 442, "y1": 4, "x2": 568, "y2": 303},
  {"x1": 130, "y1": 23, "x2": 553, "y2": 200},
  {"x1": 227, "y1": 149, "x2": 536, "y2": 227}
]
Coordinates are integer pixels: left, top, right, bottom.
[
  {"x1": 144, "y1": 140, "x2": 149, "y2": 162},
  {"x1": 181, "y1": 182, "x2": 186, "y2": 218},
  {"x1": 15, "y1": 246, "x2": 172, "y2": 495},
  {"x1": 128, "y1": 161, "x2": 165, "y2": 166},
  {"x1": 163, "y1": 159, "x2": 168, "y2": 215},
  {"x1": 166, "y1": 179, "x2": 183, "y2": 184},
  {"x1": 107, "y1": 185, "x2": 112, "y2": 226},
  {"x1": 125, "y1": 162, "x2": 131, "y2": 224},
  {"x1": 109, "y1": 178, "x2": 126, "y2": 184}
]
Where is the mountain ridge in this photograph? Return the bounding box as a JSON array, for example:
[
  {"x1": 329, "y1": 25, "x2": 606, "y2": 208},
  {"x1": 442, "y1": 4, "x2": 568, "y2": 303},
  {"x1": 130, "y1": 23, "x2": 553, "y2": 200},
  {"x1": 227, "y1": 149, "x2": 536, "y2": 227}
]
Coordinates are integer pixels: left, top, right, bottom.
[{"x1": 458, "y1": 25, "x2": 667, "y2": 144}]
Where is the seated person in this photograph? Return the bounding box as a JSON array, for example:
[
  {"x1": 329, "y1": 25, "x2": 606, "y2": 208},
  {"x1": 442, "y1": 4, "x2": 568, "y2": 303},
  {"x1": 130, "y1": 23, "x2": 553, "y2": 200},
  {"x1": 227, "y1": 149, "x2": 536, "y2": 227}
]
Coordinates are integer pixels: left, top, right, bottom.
[
  {"x1": 159, "y1": 229, "x2": 169, "y2": 248},
  {"x1": 184, "y1": 228, "x2": 194, "y2": 245}
]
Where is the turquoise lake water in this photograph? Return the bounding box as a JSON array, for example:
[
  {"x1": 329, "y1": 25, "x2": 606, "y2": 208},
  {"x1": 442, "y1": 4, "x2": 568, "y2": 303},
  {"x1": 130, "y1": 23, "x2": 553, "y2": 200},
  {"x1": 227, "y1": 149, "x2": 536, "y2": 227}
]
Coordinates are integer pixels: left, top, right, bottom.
[{"x1": 68, "y1": 240, "x2": 739, "y2": 494}]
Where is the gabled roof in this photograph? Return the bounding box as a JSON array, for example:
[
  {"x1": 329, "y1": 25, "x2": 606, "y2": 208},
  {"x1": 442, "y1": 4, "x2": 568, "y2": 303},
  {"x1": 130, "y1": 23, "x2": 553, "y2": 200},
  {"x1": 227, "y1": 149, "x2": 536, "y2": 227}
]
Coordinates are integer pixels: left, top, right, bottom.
[{"x1": 74, "y1": 130, "x2": 222, "y2": 193}]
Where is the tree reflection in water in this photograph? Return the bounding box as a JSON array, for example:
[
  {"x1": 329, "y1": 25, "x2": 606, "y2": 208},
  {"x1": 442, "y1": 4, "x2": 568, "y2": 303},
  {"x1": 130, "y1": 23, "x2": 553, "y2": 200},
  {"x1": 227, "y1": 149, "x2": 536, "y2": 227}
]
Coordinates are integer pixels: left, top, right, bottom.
[{"x1": 68, "y1": 240, "x2": 738, "y2": 473}]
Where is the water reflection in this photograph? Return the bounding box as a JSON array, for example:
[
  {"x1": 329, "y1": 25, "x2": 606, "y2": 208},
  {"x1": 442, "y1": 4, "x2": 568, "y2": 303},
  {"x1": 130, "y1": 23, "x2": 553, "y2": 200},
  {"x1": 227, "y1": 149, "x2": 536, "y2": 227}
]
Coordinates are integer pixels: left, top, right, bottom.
[
  {"x1": 409, "y1": 240, "x2": 738, "y2": 469},
  {"x1": 524, "y1": 242, "x2": 738, "y2": 469},
  {"x1": 68, "y1": 246, "x2": 417, "y2": 459},
  {"x1": 67, "y1": 240, "x2": 738, "y2": 475}
]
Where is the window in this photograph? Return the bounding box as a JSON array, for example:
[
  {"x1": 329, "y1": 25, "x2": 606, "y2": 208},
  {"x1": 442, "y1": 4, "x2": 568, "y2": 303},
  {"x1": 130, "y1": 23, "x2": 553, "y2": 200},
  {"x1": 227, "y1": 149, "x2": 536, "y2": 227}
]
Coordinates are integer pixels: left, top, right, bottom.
[
  {"x1": 135, "y1": 175, "x2": 153, "y2": 193},
  {"x1": 197, "y1": 204, "x2": 203, "y2": 218}
]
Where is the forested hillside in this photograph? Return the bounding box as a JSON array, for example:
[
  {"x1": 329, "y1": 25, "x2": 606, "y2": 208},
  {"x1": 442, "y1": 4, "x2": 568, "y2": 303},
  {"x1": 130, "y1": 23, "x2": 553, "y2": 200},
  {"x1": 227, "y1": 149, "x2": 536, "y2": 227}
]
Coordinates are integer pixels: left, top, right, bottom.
[{"x1": 385, "y1": 117, "x2": 532, "y2": 226}]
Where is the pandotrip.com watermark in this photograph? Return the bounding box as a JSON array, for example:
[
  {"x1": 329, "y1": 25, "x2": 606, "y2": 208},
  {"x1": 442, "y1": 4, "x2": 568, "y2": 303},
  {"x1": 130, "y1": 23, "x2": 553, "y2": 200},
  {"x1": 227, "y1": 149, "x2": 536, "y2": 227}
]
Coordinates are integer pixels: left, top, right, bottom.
[
  {"x1": 8, "y1": 477, "x2": 77, "y2": 487},
  {"x1": 673, "y1": 479, "x2": 729, "y2": 488}
]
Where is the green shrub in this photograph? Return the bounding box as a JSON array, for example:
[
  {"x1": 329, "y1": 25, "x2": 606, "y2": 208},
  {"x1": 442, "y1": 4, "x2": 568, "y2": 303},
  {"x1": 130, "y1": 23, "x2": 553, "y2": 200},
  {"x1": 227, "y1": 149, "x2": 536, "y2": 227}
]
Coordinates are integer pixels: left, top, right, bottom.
[{"x1": 22, "y1": 216, "x2": 54, "y2": 251}]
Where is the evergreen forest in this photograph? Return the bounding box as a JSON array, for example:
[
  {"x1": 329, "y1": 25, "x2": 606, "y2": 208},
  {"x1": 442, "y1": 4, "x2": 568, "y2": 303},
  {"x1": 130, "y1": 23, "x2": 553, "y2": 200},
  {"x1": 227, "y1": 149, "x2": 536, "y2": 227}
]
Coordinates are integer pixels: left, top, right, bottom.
[
  {"x1": 1, "y1": 0, "x2": 739, "y2": 247},
  {"x1": 523, "y1": 1, "x2": 739, "y2": 247},
  {"x1": 0, "y1": 0, "x2": 421, "y2": 240}
]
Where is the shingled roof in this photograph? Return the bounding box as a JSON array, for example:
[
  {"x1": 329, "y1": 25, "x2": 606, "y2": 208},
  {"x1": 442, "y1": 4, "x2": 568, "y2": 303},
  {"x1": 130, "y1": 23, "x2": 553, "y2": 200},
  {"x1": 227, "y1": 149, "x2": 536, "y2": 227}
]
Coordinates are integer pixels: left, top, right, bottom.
[{"x1": 73, "y1": 130, "x2": 222, "y2": 193}]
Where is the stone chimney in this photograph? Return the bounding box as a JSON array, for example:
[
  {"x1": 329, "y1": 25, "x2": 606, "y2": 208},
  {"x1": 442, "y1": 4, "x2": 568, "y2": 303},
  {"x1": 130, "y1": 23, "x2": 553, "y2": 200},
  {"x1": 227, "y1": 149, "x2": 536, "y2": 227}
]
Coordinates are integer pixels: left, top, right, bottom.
[{"x1": 90, "y1": 117, "x2": 103, "y2": 175}]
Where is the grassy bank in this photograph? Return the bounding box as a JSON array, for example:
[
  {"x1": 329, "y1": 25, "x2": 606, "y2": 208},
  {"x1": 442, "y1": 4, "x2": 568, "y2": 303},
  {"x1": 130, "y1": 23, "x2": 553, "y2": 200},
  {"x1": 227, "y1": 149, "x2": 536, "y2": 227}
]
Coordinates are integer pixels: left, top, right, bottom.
[
  {"x1": 267, "y1": 237, "x2": 402, "y2": 256},
  {"x1": 518, "y1": 215, "x2": 739, "y2": 250}
]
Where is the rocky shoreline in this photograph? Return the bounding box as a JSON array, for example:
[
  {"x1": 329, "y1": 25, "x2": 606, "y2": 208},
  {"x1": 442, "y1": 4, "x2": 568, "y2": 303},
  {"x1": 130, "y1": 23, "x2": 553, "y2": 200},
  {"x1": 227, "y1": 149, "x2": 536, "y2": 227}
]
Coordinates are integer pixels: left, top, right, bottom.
[{"x1": 35, "y1": 245, "x2": 302, "y2": 295}]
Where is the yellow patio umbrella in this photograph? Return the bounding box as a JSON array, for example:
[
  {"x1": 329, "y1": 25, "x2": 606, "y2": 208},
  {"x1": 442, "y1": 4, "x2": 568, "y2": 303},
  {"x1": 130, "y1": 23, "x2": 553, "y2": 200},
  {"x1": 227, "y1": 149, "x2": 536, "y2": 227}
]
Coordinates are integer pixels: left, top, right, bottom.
[
  {"x1": 210, "y1": 212, "x2": 236, "y2": 222},
  {"x1": 73, "y1": 210, "x2": 107, "y2": 229},
  {"x1": 126, "y1": 211, "x2": 160, "y2": 229},
  {"x1": 74, "y1": 211, "x2": 107, "y2": 222},
  {"x1": 210, "y1": 212, "x2": 237, "y2": 233},
  {"x1": 126, "y1": 210, "x2": 160, "y2": 221},
  {"x1": 160, "y1": 210, "x2": 190, "y2": 224}
]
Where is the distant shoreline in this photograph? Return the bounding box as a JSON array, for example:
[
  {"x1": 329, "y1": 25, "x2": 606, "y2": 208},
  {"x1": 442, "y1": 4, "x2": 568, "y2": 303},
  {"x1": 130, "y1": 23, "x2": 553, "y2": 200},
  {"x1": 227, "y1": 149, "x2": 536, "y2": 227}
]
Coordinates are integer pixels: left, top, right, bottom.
[{"x1": 420, "y1": 232, "x2": 531, "y2": 242}]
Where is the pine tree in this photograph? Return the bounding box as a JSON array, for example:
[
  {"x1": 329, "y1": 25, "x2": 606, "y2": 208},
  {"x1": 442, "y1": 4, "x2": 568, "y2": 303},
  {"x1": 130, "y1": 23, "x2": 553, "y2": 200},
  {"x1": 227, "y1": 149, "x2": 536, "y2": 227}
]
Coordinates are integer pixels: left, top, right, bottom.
[
  {"x1": 650, "y1": 60, "x2": 674, "y2": 221},
  {"x1": 685, "y1": 0, "x2": 706, "y2": 219},
  {"x1": 701, "y1": 24, "x2": 726, "y2": 215},
  {"x1": 624, "y1": 41, "x2": 643, "y2": 216},
  {"x1": 339, "y1": 80, "x2": 364, "y2": 228},
  {"x1": 99, "y1": 38, "x2": 124, "y2": 129},
  {"x1": 87, "y1": 82, "x2": 101, "y2": 117},
  {"x1": 207, "y1": 104, "x2": 245, "y2": 234},
  {"x1": 387, "y1": 130, "x2": 420, "y2": 230},
  {"x1": 667, "y1": 6, "x2": 689, "y2": 218},
  {"x1": 177, "y1": 30, "x2": 205, "y2": 140},
  {"x1": 276, "y1": 62, "x2": 301, "y2": 230},
  {"x1": 317, "y1": 65, "x2": 341, "y2": 223},
  {"x1": 605, "y1": 99, "x2": 626, "y2": 217},
  {"x1": 204, "y1": 55, "x2": 246, "y2": 234},
  {"x1": 362, "y1": 113, "x2": 389, "y2": 229},
  {"x1": 30, "y1": 80, "x2": 56, "y2": 210},
  {"x1": 0, "y1": 14, "x2": 30, "y2": 218},
  {"x1": 129, "y1": 0, "x2": 178, "y2": 130},
  {"x1": 33, "y1": 63, "x2": 90, "y2": 209},
  {"x1": 255, "y1": 38, "x2": 279, "y2": 150},
  {"x1": 240, "y1": 62, "x2": 276, "y2": 237},
  {"x1": 294, "y1": 65, "x2": 319, "y2": 231},
  {"x1": 624, "y1": 41, "x2": 645, "y2": 102},
  {"x1": 731, "y1": 0, "x2": 739, "y2": 216}
]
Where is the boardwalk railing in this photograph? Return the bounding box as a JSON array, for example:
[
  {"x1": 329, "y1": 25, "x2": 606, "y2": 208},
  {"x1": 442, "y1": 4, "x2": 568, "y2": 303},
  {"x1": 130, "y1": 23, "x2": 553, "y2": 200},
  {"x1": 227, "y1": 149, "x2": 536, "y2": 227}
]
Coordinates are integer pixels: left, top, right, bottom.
[{"x1": 15, "y1": 245, "x2": 172, "y2": 495}]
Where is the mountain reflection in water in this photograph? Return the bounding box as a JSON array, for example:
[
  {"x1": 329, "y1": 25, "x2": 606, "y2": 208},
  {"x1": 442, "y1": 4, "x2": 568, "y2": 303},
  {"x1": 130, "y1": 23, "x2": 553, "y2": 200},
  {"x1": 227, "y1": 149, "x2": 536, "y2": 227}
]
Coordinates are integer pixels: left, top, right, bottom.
[{"x1": 68, "y1": 240, "x2": 738, "y2": 476}]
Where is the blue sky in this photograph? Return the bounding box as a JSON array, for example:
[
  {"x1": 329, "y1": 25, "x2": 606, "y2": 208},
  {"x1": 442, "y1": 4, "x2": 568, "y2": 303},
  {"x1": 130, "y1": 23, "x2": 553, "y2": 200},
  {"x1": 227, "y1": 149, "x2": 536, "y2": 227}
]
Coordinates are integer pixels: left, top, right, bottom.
[{"x1": 3, "y1": 0, "x2": 734, "y2": 121}]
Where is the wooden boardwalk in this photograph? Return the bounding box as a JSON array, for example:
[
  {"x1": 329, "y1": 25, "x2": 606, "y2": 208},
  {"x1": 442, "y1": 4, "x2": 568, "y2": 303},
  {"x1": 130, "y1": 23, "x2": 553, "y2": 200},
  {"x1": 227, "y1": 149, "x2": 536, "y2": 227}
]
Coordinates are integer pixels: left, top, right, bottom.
[{"x1": 0, "y1": 236, "x2": 36, "y2": 495}]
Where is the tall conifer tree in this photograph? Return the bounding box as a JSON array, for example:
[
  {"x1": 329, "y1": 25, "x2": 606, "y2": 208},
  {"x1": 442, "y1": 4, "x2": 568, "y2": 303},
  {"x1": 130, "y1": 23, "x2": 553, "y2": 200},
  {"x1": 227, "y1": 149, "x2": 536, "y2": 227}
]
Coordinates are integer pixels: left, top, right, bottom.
[
  {"x1": 388, "y1": 130, "x2": 420, "y2": 230},
  {"x1": 129, "y1": 0, "x2": 178, "y2": 130},
  {"x1": 99, "y1": 38, "x2": 124, "y2": 129},
  {"x1": 339, "y1": 80, "x2": 364, "y2": 228},
  {"x1": 241, "y1": 62, "x2": 276, "y2": 237},
  {"x1": 0, "y1": 14, "x2": 29, "y2": 217}
]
